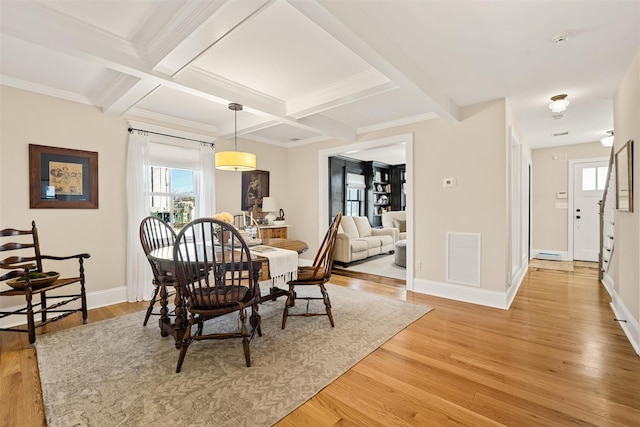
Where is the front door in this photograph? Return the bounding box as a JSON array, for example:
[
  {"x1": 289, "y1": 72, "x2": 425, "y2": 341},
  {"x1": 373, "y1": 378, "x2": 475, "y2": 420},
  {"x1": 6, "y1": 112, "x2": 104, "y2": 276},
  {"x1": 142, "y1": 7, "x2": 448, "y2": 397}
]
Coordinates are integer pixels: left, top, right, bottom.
[{"x1": 573, "y1": 160, "x2": 608, "y2": 262}]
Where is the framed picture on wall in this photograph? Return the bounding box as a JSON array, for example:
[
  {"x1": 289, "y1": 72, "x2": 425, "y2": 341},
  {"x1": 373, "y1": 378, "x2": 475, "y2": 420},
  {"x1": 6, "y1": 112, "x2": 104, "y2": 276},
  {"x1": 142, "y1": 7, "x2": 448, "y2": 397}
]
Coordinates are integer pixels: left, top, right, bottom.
[
  {"x1": 29, "y1": 144, "x2": 99, "y2": 209},
  {"x1": 241, "y1": 169, "x2": 269, "y2": 211},
  {"x1": 615, "y1": 140, "x2": 634, "y2": 212}
]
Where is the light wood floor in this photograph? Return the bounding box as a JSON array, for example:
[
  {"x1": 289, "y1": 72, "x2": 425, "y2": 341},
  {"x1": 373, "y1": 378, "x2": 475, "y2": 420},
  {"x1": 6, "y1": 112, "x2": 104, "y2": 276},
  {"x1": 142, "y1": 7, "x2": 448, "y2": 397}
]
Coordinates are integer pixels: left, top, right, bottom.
[{"x1": 2, "y1": 266, "x2": 639, "y2": 426}]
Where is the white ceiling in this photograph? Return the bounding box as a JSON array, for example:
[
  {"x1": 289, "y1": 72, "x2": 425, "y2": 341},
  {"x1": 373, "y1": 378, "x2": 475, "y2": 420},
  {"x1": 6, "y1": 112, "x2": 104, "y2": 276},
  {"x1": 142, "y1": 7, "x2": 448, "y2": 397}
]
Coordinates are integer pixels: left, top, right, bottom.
[{"x1": 1, "y1": 0, "x2": 639, "y2": 165}]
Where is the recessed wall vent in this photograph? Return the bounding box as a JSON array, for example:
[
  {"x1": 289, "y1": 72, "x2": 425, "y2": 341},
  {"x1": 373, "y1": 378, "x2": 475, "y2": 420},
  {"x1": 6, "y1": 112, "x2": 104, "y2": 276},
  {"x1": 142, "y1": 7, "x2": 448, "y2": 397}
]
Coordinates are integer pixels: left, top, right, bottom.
[{"x1": 446, "y1": 232, "x2": 481, "y2": 287}]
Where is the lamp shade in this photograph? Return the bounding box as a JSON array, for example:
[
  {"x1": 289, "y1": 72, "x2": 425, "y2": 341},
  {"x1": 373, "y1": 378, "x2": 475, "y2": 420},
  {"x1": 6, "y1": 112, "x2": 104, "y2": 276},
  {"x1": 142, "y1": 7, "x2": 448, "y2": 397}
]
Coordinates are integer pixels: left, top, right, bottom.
[
  {"x1": 215, "y1": 151, "x2": 256, "y2": 171},
  {"x1": 261, "y1": 196, "x2": 278, "y2": 213}
]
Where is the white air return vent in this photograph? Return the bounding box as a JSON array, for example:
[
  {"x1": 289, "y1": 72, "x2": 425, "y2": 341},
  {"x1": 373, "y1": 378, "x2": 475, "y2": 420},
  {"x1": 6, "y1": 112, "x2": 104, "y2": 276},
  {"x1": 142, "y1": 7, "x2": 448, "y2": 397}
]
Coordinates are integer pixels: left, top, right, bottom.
[{"x1": 446, "y1": 232, "x2": 481, "y2": 287}]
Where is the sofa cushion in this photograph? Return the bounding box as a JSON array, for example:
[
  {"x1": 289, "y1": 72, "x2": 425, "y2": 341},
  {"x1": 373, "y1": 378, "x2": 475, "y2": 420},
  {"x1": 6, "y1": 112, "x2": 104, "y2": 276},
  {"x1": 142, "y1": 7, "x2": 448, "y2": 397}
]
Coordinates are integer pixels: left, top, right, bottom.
[
  {"x1": 340, "y1": 216, "x2": 360, "y2": 238},
  {"x1": 392, "y1": 218, "x2": 406, "y2": 232},
  {"x1": 350, "y1": 239, "x2": 369, "y2": 253},
  {"x1": 353, "y1": 216, "x2": 372, "y2": 237}
]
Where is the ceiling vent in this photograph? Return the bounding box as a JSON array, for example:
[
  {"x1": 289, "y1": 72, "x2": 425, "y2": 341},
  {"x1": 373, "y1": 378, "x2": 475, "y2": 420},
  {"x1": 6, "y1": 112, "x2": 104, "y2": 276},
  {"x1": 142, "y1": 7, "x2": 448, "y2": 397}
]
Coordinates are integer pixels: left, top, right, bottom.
[
  {"x1": 289, "y1": 137, "x2": 301, "y2": 142},
  {"x1": 552, "y1": 131, "x2": 569, "y2": 137}
]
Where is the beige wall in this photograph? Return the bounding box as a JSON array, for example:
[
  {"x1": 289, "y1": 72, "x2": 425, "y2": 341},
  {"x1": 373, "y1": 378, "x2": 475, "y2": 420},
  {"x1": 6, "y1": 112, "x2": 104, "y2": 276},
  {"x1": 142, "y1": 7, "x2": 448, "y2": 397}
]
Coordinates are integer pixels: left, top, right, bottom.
[
  {"x1": 611, "y1": 49, "x2": 640, "y2": 328},
  {"x1": 289, "y1": 99, "x2": 512, "y2": 298},
  {"x1": 531, "y1": 142, "x2": 610, "y2": 253},
  {"x1": 1, "y1": 86, "x2": 128, "y2": 308}
]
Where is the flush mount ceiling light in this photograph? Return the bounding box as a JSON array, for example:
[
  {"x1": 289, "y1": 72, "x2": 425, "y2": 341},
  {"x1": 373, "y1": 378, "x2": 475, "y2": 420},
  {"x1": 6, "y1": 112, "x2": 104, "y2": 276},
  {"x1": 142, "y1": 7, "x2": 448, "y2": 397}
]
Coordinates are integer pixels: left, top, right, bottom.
[
  {"x1": 601, "y1": 130, "x2": 614, "y2": 147},
  {"x1": 215, "y1": 103, "x2": 256, "y2": 171},
  {"x1": 549, "y1": 94, "x2": 570, "y2": 113}
]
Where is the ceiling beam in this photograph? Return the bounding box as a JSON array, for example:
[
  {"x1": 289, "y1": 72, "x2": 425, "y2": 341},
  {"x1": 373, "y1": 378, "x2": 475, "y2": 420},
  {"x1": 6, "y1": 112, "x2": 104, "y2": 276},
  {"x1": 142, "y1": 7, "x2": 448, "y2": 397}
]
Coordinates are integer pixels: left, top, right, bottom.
[{"x1": 289, "y1": 0, "x2": 460, "y2": 123}]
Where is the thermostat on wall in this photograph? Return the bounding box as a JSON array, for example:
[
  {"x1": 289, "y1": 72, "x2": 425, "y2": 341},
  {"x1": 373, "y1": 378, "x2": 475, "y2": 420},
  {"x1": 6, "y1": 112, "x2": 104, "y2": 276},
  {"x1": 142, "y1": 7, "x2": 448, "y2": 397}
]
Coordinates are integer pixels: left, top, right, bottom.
[{"x1": 556, "y1": 191, "x2": 567, "y2": 199}]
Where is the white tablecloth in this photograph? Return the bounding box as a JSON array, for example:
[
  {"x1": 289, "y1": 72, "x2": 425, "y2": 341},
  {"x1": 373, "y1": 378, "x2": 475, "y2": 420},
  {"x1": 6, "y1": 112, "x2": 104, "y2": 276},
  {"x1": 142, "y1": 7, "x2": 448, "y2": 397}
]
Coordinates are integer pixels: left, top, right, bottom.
[{"x1": 251, "y1": 247, "x2": 298, "y2": 288}]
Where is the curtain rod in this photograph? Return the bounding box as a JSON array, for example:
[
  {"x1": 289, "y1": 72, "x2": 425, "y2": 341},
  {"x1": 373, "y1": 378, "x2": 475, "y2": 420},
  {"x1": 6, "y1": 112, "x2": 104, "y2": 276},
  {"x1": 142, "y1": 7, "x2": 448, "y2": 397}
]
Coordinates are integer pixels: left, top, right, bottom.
[{"x1": 128, "y1": 127, "x2": 214, "y2": 147}]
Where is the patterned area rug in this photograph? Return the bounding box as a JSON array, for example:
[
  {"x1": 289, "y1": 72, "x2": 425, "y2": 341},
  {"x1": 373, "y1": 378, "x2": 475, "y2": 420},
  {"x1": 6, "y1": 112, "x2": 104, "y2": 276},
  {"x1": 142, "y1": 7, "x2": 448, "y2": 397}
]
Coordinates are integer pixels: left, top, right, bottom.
[
  {"x1": 37, "y1": 284, "x2": 431, "y2": 426},
  {"x1": 334, "y1": 253, "x2": 406, "y2": 280}
]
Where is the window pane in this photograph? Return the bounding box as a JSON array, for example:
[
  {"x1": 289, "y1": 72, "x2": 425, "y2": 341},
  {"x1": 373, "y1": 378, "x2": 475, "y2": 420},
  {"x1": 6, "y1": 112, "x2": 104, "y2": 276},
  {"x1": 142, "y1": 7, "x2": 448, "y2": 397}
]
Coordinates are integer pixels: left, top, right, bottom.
[
  {"x1": 597, "y1": 167, "x2": 608, "y2": 190},
  {"x1": 582, "y1": 167, "x2": 596, "y2": 191},
  {"x1": 171, "y1": 169, "x2": 194, "y2": 193},
  {"x1": 173, "y1": 196, "x2": 195, "y2": 229}
]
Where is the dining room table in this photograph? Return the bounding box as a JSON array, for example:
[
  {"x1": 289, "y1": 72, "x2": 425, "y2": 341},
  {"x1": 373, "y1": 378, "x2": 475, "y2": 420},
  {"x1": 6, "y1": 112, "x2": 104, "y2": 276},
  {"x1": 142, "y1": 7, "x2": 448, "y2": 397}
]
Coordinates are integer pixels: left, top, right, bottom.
[{"x1": 147, "y1": 237, "x2": 308, "y2": 348}]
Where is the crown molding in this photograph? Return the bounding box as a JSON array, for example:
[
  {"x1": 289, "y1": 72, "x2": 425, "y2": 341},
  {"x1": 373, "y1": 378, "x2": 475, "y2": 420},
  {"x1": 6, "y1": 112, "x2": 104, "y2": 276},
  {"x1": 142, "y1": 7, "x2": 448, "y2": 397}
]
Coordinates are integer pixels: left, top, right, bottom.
[
  {"x1": 0, "y1": 76, "x2": 93, "y2": 106},
  {"x1": 126, "y1": 108, "x2": 218, "y2": 136},
  {"x1": 357, "y1": 113, "x2": 438, "y2": 134}
]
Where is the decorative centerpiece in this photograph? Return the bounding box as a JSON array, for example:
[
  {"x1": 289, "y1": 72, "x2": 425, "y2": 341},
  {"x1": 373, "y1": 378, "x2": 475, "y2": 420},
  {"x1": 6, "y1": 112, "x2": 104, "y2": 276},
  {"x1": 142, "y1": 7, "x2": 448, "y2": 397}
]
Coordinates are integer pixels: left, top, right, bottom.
[
  {"x1": 7, "y1": 271, "x2": 60, "y2": 290},
  {"x1": 212, "y1": 211, "x2": 234, "y2": 243}
]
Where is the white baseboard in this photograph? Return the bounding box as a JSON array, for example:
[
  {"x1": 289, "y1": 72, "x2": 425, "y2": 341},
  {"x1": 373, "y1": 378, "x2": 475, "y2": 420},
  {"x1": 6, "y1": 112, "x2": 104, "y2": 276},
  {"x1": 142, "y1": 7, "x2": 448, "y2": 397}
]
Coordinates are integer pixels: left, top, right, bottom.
[
  {"x1": 0, "y1": 286, "x2": 128, "y2": 329},
  {"x1": 413, "y1": 278, "x2": 515, "y2": 310},
  {"x1": 601, "y1": 272, "x2": 614, "y2": 297},
  {"x1": 531, "y1": 249, "x2": 570, "y2": 261},
  {"x1": 610, "y1": 291, "x2": 640, "y2": 356}
]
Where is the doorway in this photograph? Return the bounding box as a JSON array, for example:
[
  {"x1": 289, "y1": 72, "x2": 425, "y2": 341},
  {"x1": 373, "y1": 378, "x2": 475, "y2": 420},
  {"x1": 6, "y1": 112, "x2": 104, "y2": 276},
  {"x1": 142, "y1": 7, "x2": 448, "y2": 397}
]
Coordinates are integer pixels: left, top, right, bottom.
[
  {"x1": 318, "y1": 133, "x2": 414, "y2": 290},
  {"x1": 570, "y1": 158, "x2": 608, "y2": 262}
]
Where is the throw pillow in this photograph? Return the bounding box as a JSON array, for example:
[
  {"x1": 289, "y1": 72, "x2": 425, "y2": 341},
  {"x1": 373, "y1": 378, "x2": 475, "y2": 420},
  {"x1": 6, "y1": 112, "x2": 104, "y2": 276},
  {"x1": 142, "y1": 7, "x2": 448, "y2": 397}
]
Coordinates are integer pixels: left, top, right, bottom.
[{"x1": 392, "y1": 218, "x2": 406, "y2": 232}]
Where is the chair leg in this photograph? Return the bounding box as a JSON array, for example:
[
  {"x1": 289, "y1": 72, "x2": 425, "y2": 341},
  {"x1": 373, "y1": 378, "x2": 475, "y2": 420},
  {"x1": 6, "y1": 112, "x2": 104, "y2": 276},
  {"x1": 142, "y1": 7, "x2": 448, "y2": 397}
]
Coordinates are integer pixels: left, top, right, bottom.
[
  {"x1": 176, "y1": 318, "x2": 194, "y2": 373},
  {"x1": 250, "y1": 303, "x2": 262, "y2": 337},
  {"x1": 320, "y1": 284, "x2": 334, "y2": 327},
  {"x1": 282, "y1": 284, "x2": 295, "y2": 329},
  {"x1": 26, "y1": 292, "x2": 36, "y2": 345},
  {"x1": 143, "y1": 285, "x2": 160, "y2": 326},
  {"x1": 40, "y1": 292, "x2": 47, "y2": 324},
  {"x1": 240, "y1": 309, "x2": 251, "y2": 367}
]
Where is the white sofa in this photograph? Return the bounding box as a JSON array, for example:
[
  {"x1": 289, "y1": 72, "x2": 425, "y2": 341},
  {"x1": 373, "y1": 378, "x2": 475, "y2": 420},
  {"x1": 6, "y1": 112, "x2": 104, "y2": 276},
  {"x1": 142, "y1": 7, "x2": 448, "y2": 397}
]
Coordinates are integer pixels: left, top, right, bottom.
[
  {"x1": 333, "y1": 216, "x2": 395, "y2": 266},
  {"x1": 381, "y1": 211, "x2": 407, "y2": 242}
]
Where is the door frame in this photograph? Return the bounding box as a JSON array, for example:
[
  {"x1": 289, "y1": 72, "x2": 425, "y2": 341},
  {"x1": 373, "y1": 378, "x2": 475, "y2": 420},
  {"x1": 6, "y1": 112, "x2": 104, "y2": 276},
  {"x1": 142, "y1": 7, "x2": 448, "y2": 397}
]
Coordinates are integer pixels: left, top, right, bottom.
[
  {"x1": 318, "y1": 133, "x2": 414, "y2": 291},
  {"x1": 567, "y1": 157, "x2": 608, "y2": 261}
]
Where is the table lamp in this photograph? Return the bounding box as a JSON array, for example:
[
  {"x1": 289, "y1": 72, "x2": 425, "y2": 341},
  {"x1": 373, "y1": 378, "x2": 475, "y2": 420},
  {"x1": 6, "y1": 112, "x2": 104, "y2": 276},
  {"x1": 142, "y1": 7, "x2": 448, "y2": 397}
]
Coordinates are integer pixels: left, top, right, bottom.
[{"x1": 261, "y1": 197, "x2": 278, "y2": 225}]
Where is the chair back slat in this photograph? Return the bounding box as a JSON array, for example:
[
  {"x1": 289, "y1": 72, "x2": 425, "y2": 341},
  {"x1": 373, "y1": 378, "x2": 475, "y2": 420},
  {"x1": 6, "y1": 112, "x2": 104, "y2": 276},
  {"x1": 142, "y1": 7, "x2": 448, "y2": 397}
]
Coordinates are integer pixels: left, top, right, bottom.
[
  {"x1": 140, "y1": 216, "x2": 177, "y2": 282},
  {"x1": 173, "y1": 219, "x2": 257, "y2": 311},
  {"x1": 309, "y1": 213, "x2": 342, "y2": 281},
  {"x1": 0, "y1": 221, "x2": 44, "y2": 273}
]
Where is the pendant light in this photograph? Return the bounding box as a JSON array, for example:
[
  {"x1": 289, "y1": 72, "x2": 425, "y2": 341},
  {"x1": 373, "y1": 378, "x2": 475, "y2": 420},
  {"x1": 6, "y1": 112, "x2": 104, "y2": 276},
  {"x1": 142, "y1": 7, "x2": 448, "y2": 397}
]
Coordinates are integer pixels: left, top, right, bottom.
[{"x1": 215, "y1": 103, "x2": 257, "y2": 171}]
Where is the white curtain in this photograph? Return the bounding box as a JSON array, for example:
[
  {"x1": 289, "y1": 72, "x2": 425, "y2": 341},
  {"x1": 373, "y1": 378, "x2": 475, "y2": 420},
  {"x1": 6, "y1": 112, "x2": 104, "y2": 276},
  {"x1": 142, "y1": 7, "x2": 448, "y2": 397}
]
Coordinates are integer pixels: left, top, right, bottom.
[
  {"x1": 197, "y1": 143, "x2": 216, "y2": 218},
  {"x1": 126, "y1": 130, "x2": 153, "y2": 302}
]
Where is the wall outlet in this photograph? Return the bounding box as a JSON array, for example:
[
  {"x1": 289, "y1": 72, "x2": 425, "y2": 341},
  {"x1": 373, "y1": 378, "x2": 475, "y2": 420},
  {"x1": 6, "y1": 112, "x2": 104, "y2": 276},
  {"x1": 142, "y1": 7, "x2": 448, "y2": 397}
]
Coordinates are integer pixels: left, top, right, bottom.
[
  {"x1": 443, "y1": 177, "x2": 456, "y2": 188},
  {"x1": 415, "y1": 261, "x2": 422, "y2": 271}
]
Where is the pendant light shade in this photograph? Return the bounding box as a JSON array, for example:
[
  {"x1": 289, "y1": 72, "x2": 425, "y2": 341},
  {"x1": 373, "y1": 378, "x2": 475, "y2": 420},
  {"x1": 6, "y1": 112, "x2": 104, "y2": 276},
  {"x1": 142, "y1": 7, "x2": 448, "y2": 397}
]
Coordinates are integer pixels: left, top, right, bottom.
[{"x1": 215, "y1": 103, "x2": 256, "y2": 171}]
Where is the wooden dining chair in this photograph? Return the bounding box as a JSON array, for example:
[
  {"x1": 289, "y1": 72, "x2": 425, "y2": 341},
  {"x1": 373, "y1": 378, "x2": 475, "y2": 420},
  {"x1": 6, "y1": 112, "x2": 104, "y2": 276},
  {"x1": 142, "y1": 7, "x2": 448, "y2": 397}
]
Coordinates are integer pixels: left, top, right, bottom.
[
  {"x1": 139, "y1": 216, "x2": 177, "y2": 327},
  {"x1": 172, "y1": 218, "x2": 262, "y2": 373},
  {"x1": 0, "y1": 221, "x2": 90, "y2": 344},
  {"x1": 282, "y1": 212, "x2": 342, "y2": 329}
]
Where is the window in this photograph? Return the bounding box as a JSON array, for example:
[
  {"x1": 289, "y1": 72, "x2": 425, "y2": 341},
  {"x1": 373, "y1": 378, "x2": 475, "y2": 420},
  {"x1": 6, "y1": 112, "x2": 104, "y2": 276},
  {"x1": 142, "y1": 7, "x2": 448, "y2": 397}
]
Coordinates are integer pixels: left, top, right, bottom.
[
  {"x1": 150, "y1": 166, "x2": 197, "y2": 229},
  {"x1": 345, "y1": 187, "x2": 364, "y2": 216},
  {"x1": 582, "y1": 166, "x2": 608, "y2": 191}
]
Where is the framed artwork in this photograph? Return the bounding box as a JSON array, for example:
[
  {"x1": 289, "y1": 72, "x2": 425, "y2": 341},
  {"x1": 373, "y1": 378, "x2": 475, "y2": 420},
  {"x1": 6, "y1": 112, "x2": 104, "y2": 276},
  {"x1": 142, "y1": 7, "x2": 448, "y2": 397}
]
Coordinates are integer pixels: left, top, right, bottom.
[
  {"x1": 29, "y1": 144, "x2": 99, "y2": 209},
  {"x1": 241, "y1": 169, "x2": 269, "y2": 211},
  {"x1": 615, "y1": 140, "x2": 634, "y2": 212}
]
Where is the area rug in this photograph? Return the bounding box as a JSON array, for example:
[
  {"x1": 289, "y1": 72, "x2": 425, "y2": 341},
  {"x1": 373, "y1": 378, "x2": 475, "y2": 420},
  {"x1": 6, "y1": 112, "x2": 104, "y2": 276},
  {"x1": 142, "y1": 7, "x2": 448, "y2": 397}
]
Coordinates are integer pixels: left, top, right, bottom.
[
  {"x1": 36, "y1": 284, "x2": 431, "y2": 427},
  {"x1": 334, "y1": 253, "x2": 406, "y2": 280}
]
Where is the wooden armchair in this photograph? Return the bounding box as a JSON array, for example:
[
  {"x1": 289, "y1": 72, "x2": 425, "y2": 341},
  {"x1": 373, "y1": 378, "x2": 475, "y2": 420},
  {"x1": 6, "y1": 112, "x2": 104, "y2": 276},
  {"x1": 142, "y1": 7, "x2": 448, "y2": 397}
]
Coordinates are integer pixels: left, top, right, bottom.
[
  {"x1": 139, "y1": 216, "x2": 177, "y2": 327},
  {"x1": 0, "y1": 221, "x2": 90, "y2": 344},
  {"x1": 173, "y1": 218, "x2": 262, "y2": 373},
  {"x1": 282, "y1": 212, "x2": 342, "y2": 329}
]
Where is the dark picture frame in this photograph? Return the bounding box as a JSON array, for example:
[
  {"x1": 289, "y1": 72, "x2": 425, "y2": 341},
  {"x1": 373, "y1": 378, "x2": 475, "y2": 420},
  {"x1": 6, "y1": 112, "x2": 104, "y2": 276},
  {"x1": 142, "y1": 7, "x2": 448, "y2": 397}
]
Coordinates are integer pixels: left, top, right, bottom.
[
  {"x1": 615, "y1": 139, "x2": 634, "y2": 212},
  {"x1": 241, "y1": 169, "x2": 269, "y2": 211},
  {"x1": 29, "y1": 144, "x2": 99, "y2": 209}
]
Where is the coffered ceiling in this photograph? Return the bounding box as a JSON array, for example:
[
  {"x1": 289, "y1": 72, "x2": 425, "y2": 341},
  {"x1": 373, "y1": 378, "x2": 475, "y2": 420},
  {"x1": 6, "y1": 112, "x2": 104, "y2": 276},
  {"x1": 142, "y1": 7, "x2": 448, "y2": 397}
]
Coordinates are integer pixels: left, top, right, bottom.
[{"x1": 1, "y1": 0, "x2": 639, "y2": 154}]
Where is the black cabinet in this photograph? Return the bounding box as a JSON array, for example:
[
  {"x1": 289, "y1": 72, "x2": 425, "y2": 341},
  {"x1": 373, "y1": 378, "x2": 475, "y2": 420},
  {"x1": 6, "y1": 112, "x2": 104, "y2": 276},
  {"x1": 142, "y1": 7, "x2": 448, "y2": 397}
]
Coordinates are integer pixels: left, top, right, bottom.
[{"x1": 391, "y1": 165, "x2": 406, "y2": 211}]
